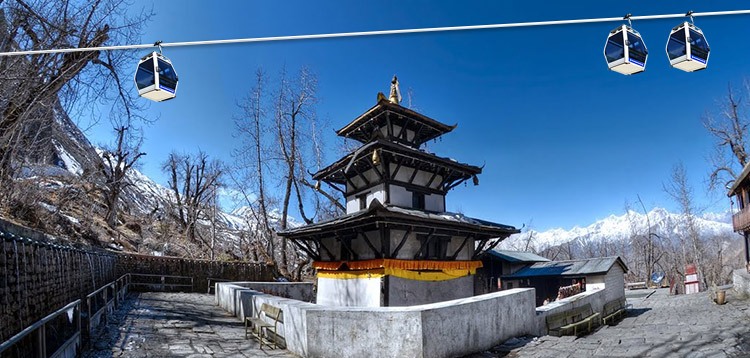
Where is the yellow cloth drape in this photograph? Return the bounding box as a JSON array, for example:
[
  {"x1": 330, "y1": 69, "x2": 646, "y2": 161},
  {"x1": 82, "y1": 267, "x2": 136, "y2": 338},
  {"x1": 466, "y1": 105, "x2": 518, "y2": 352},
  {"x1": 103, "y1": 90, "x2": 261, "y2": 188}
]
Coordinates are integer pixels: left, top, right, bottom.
[{"x1": 313, "y1": 259, "x2": 482, "y2": 281}]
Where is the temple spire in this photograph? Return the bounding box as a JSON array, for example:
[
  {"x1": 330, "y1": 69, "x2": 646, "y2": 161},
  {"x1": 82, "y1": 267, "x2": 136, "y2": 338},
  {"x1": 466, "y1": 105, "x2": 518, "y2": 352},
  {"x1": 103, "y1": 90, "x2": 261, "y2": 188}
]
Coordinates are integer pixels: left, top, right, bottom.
[{"x1": 389, "y1": 75, "x2": 402, "y2": 105}]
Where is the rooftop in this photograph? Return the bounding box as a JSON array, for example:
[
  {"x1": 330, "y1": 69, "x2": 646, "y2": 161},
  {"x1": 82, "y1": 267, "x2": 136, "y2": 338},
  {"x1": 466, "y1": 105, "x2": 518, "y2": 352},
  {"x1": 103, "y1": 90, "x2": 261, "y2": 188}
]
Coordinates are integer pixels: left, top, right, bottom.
[
  {"x1": 336, "y1": 98, "x2": 456, "y2": 146},
  {"x1": 486, "y1": 249, "x2": 550, "y2": 263},
  {"x1": 502, "y1": 256, "x2": 628, "y2": 278},
  {"x1": 278, "y1": 199, "x2": 518, "y2": 239}
]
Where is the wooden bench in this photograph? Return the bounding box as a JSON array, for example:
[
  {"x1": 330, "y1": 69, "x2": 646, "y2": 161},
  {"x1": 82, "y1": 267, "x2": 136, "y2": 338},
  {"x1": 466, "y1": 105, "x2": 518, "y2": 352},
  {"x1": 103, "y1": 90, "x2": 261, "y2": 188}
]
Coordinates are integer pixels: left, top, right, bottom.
[
  {"x1": 245, "y1": 303, "x2": 283, "y2": 349},
  {"x1": 626, "y1": 282, "x2": 647, "y2": 290},
  {"x1": 546, "y1": 303, "x2": 601, "y2": 337},
  {"x1": 602, "y1": 297, "x2": 627, "y2": 325}
]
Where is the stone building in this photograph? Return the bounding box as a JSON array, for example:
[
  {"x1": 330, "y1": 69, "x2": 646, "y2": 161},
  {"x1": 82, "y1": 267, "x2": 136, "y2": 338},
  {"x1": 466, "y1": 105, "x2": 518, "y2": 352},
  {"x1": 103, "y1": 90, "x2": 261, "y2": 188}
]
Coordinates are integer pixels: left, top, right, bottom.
[
  {"x1": 476, "y1": 249, "x2": 550, "y2": 294},
  {"x1": 278, "y1": 77, "x2": 519, "y2": 307},
  {"x1": 728, "y1": 162, "x2": 750, "y2": 272},
  {"x1": 501, "y1": 256, "x2": 628, "y2": 306}
]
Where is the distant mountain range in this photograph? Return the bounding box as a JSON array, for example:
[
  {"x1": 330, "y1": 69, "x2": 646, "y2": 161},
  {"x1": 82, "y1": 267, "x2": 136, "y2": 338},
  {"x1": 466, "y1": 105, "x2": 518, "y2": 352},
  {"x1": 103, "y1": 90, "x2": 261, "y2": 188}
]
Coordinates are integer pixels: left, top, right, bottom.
[{"x1": 499, "y1": 207, "x2": 739, "y2": 252}]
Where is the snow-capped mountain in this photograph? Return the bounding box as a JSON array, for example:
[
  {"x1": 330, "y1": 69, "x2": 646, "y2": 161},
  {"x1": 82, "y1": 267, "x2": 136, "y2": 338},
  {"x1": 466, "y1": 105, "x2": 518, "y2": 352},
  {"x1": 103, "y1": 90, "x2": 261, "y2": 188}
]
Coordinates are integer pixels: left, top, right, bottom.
[{"x1": 499, "y1": 207, "x2": 739, "y2": 251}]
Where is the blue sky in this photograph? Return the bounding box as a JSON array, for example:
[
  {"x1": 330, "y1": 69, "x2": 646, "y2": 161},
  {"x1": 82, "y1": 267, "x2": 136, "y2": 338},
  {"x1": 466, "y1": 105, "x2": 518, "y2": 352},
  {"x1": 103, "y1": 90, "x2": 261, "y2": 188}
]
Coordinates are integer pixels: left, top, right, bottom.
[{"x1": 86, "y1": 0, "x2": 750, "y2": 231}]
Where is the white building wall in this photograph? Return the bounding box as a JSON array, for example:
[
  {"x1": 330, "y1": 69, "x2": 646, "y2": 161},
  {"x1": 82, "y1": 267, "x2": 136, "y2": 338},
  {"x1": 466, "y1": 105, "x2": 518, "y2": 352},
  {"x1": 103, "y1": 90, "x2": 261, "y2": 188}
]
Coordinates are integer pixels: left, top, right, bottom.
[
  {"x1": 387, "y1": 275, "x2": 474, "y2": 306},
  {"x1": 586, "y1": 275, "x2": 606, "y2": 292},
  {"x1": 390, "y1": 185, "x2": 412, "y2": 208},
  {"x1": 392, "y1": 231, "x2": 421, "y2": 259},
  {"x1": 345, "y1": 184, "x2": 386, "y2": 214},
  {"x1": 425, "y1": 193, "x2": 445, "y2": 212},
  {"x1": 350, "y1": 230, "x2": 382, "y2": 260},
  {"x1": 583, "y1": 265, "x2": 625, "y2": 302},
  {"x1": 346, "y1": 198, "x2": 359, "y2": 213},
  {"x1": 218, "y1": 284, "x2": 537, "y2": 358},
  {"x1": 604, "y1": 264, "x2": 626, "y2": 302},
  {"x1": 390, "y1": 184, "x2": 445, "y2": 211},
  {"x1": 446, "y1": 236, "x2": 471, "y2": 260},
  {"x1": 317, "y1": 276, "x2": 382, "y2": 307}
]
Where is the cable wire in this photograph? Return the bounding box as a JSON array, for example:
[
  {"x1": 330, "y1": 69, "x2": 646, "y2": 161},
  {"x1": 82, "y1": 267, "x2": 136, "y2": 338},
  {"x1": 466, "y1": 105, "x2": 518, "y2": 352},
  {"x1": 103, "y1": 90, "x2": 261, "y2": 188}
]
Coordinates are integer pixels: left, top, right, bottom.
[{"x1": 1, "y1": 9, "x2": 749, "y2": 57}]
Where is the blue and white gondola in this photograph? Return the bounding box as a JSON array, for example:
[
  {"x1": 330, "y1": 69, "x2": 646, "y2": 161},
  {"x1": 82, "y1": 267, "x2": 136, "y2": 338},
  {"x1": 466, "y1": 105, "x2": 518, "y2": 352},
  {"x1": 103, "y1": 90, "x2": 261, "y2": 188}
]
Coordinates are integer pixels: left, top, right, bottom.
[
  {"x1": 604, "y1": 25, "x2": 648, "y2": 75},
  {"x1": 134, "y1": 51, "x2": 179, "y2": 102},
  {"x1": 666, "y1": 22, "x2": 710, "y2": 72}
]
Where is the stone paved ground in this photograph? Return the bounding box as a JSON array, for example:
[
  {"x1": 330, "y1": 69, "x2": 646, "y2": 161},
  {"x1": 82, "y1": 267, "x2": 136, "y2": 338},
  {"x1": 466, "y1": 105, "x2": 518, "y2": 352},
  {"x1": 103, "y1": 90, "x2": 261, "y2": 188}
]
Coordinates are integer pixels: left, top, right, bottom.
[
  {"x1": 83, "y1": 292, "x2": 298, "y2": 358},
  {"x1": 470, "y1": 288, "x2": 750, "y2": 358}
]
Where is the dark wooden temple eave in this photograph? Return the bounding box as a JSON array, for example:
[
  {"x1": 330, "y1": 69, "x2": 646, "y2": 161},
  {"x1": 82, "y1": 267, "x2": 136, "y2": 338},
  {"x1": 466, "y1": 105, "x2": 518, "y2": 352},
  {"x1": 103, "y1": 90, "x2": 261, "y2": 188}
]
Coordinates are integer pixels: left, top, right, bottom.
[
  {"x1": 312, "y1": 139, "x2": 481, "y2": 187},
  {"x1": 336, "y1": 100, "x2": 456, "y2": 145},
  {"x1": 277, "y1": 209, "x2": 518, "y2": 241}
]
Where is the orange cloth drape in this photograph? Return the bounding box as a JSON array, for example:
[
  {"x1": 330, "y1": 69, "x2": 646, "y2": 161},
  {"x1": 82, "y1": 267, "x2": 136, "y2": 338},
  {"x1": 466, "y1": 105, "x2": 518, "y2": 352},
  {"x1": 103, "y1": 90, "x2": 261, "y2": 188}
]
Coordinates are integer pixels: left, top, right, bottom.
[{"x1": 313, "y1": 259, "x2": 483, "y2": 271}]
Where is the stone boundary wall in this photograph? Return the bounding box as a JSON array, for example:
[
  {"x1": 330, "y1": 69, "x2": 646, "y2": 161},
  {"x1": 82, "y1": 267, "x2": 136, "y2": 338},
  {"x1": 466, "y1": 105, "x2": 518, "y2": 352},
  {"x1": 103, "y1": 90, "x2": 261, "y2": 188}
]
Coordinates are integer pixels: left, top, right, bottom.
[
  {"x1": 733, "y1": 269, "x2": 750, "y2": 298},
  {"x1": 533, "y1": 289, "x2": 608, "y2": 336},
  {"x1": 116, "y1": 254, "x2": 274, "y2": 293},
  {"x1": 1, "y1": 228, "x2": 116, "y2": 344},
  {"x1": 0, "y1": 218, "x2": 274, "y2": 347},
  {"x1": 217, "y1": 283, "x2": 537, "y2": 358}
]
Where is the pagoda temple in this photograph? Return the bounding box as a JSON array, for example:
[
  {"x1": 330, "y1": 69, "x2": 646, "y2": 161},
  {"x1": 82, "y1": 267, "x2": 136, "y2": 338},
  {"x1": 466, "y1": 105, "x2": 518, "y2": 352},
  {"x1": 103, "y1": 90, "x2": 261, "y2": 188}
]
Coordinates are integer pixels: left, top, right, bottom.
[{"x1": 279, "y1": 77, "x2": 519, "y2": 307}]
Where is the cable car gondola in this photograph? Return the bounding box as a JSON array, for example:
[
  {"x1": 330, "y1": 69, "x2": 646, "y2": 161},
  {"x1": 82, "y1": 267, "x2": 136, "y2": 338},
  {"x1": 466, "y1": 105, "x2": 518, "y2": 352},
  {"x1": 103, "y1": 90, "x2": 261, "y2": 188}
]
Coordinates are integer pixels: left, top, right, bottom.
[
  {"x1": 134, "y1": 51, "x2": 178, "y2": 102},
  {"x1": 604, "y1": 24, "x2": 648, "y2": 75},
  {"x1": 666, "y1": 21, "x2": 710, "y2": 72}
]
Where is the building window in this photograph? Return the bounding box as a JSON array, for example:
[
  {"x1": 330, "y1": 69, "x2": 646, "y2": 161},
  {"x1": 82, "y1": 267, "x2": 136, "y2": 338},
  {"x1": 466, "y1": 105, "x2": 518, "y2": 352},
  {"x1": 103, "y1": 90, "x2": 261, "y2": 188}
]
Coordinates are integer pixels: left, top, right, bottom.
[
  {"x1": 417, "y1": 234, "x2": 450, "y2": 259},
  {"x1": 357, "y1": 193, "x2": 368, "y2": 210},
  {"x1": 412, "y1": 191, "x2": 425, "y2": 210}
]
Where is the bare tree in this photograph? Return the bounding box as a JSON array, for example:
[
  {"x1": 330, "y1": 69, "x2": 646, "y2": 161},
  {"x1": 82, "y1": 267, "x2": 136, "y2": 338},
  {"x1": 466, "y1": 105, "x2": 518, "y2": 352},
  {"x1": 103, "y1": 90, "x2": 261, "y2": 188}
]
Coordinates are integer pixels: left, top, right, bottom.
[
  {"x1": 704, "y1": 82, "x2": 750, "y2": 191},
  {"x1": 0, "y1": 0, "x2": 151, "y2": 189},
  {"x1": 231, "y1": 66, "x2": 342, "y2": 279},
  {"x1": 233, "y1": 69, "x2": 275, "y2": 261},
  {"x1": 98, "y1": 125, "x2": 145, "y2": 228},
  {"x1": 162, "y1": 151, "x2": 224, "y2": 256},
  {"x1": 664, "y1": 163, "x2": 706, "y2": 289}
]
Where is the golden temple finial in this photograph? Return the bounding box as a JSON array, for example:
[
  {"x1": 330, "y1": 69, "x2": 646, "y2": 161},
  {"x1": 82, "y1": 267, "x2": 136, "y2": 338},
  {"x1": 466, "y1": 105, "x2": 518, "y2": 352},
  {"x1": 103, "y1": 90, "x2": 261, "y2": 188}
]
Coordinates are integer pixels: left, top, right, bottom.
[
  {"x1": 389, "y1": 75, "x2": 402, "y2": 105},
  {"x1": 377, "y1": 92, "x2": 386, "y2": 103}
]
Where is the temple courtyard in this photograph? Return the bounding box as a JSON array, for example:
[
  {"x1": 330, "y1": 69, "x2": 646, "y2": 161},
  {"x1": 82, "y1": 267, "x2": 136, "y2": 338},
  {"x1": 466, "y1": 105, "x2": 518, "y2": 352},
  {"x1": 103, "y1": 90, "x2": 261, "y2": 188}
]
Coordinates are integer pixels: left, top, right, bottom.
[
  {"x1": 82, "y1": 292, "x2": 297, "y2": 357},
  {"x1": 84, "y1": 288, "x2": 750, "y2": 357},
  {"x1": 471, "y1": 287, "x2": 750, "y2": 357}
]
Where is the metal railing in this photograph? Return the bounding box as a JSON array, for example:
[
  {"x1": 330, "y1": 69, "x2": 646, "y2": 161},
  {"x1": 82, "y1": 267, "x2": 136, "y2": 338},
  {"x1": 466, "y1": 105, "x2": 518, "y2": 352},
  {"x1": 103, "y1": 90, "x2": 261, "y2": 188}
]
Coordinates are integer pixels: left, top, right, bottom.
[
  {"x1": 128, "y1": 273, "x2": 194, "y2": 292},
  {"x1": 0, "y1": 272, "x2": 195, "y2": 355},
  {"x1": 0, "y1": 299, "x2": 81, "y2": 358}
]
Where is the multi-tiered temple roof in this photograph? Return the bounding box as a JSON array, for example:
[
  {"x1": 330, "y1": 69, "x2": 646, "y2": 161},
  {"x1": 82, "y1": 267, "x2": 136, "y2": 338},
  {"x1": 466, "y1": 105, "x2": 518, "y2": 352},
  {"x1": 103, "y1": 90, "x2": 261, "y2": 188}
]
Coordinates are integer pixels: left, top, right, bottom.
[{"x1": 279, "y1": 77, "x2": 518, "y2": 307}]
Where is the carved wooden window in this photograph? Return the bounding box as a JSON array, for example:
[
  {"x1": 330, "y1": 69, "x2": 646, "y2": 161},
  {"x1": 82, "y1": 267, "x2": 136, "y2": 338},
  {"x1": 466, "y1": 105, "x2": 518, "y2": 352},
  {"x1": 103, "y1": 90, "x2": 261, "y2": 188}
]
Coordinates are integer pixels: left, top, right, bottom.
[
  {"x1": 412, "y1": 191, "x2": 425, "y2": 210},
  {"x1": 357, "y1": 193, "x2": 368, "y2": 211}
]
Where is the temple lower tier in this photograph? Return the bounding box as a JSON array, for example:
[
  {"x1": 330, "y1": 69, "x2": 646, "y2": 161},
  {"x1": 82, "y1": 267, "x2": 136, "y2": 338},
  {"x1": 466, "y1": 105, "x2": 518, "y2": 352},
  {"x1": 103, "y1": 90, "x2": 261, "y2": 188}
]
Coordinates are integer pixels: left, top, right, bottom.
[{"x1": 314, "y1": 259, "x2": 482, "y2": 306}]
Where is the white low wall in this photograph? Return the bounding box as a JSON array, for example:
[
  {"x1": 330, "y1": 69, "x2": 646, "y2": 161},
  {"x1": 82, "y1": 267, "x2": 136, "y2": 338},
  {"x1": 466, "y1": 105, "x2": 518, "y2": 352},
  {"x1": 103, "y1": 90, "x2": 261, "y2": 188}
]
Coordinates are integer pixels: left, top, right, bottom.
[
  {"x1": 215, "y1": 281, "x2": 314, "y2": 319},
  {"x1": 217, "y1": 283, "x2": 537, "y2": 358},
  {"x1": 733, "y1": 269, "x2": 750, "y2": 298}
]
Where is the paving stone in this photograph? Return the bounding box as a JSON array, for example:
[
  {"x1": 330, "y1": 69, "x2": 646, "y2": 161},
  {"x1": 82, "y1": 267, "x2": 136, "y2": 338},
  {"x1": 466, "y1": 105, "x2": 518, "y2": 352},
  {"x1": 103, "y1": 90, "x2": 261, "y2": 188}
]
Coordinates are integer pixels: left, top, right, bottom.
[
  {"x1": 81, "y1": 292, "x2": 298, "y2": 358},
  {"x1": 495, "y1": 289, "x2": 750, "y2": 358}
]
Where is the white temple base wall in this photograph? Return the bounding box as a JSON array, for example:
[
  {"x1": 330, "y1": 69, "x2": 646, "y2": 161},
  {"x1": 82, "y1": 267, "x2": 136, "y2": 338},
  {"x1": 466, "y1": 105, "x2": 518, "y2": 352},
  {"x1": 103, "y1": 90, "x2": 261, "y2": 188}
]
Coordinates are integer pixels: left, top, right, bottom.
[
  {"x1": 317, "y1": 276, "x2": 382, "y2": 307},
  {"x1": 387, "y1": 275, "x2": 474, "y2": 306}
]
